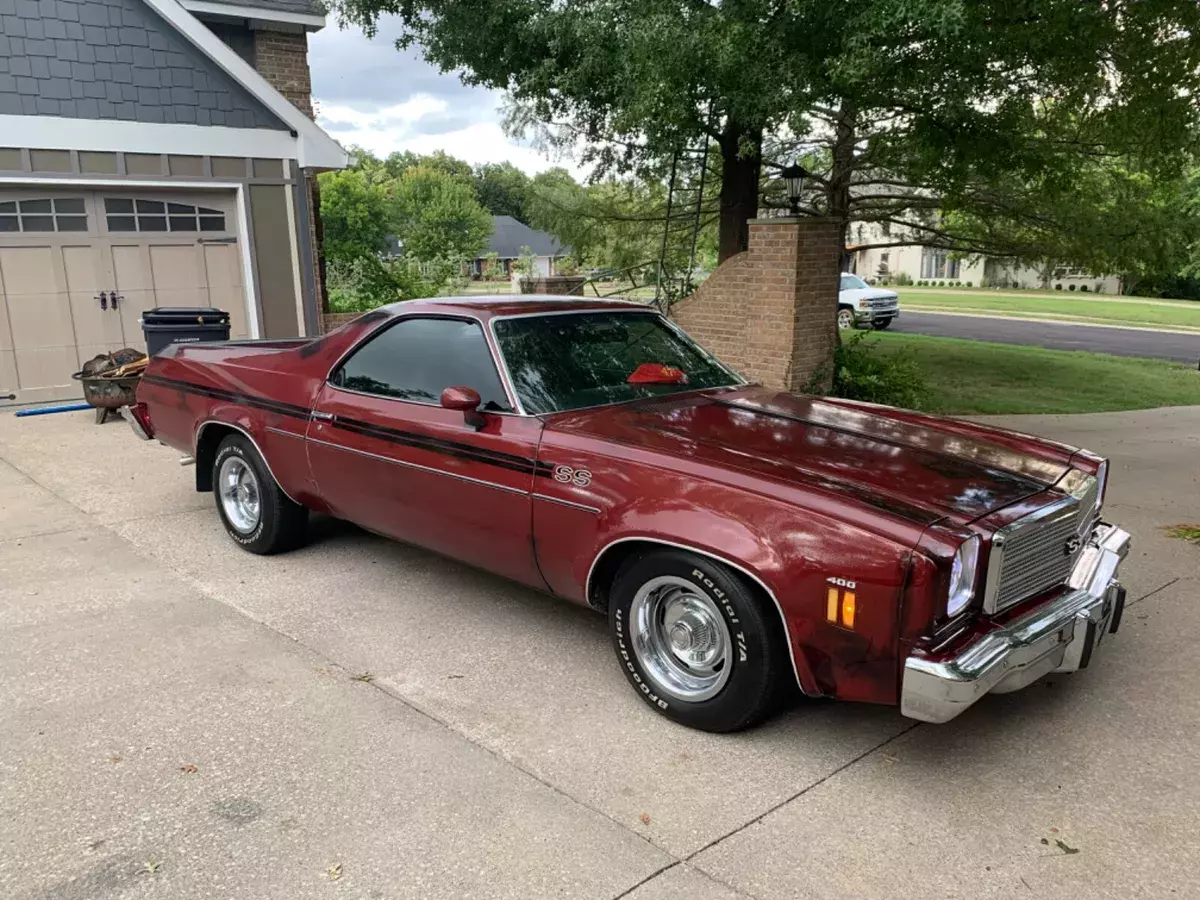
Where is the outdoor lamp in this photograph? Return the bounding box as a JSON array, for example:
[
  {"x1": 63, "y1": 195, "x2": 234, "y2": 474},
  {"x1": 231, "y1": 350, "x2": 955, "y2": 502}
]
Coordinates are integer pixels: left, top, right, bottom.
[{"x1": 781, "y1": 161, "x2": 808, "y2": 215}]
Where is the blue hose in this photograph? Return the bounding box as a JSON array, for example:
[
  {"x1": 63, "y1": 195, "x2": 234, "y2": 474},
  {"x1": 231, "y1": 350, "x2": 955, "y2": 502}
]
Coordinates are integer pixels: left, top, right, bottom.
[{"x1": 14, "y1": 403, "x2": 94, "y2": 417}]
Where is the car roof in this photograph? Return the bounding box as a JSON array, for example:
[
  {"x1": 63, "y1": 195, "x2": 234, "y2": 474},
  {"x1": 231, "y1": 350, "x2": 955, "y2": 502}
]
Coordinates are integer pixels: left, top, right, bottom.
[{"x1": 380, "y1": 295, "x2": 654, "y2": 321}]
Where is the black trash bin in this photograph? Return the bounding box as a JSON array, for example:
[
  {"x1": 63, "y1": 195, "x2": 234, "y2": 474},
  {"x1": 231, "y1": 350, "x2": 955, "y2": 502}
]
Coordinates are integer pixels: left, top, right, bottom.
[{"x1": 140, "y1": 307, "x2": 231, "y2": 356}]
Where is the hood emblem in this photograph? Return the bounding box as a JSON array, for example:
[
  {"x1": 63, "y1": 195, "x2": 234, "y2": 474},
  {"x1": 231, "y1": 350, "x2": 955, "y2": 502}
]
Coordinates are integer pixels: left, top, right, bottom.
[{"x1": 1064, "y1": 536, "x2": 1083, "y2": 557}]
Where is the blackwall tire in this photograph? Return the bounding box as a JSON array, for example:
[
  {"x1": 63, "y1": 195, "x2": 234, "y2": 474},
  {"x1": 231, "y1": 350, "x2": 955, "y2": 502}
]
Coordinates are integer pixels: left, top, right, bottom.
[
  {"x1": 212, "y1": 434, "x2": 307, "y2": 555},
  {"x1": 608, "y1": 549, "x2": 786, "y2": 732}
]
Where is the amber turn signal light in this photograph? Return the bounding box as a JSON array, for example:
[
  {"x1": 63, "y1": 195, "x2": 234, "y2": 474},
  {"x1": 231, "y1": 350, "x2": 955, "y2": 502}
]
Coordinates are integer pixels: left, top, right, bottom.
[{"x1": 826, "y1": 587, "x2": 856, "y2": 629}]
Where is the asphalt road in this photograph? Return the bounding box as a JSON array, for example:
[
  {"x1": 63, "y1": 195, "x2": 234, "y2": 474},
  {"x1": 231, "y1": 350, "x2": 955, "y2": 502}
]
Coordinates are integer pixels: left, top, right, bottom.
[{"x1": 891, "y1": 310, "x2": 1200, "y2": 364}]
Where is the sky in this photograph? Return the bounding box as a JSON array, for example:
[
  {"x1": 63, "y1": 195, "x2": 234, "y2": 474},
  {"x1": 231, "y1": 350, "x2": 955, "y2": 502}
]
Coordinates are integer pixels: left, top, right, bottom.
[{"x1": 308, "y1": 17, "x2": 582, "y2": 176}]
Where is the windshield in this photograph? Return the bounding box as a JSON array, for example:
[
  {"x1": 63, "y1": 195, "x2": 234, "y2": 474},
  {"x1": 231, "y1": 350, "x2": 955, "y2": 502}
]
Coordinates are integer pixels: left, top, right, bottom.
[
  {"x1": 840, "y1": 274, "x2": 870, "y2": 290},
  {"x1": 492, "y1": 311, "x2": 741, "y2": 414}
]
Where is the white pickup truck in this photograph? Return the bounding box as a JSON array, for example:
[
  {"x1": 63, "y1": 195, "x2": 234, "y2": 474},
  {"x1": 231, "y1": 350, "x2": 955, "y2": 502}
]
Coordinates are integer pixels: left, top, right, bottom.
[{"x1": 838, "y1": 273, "x2": 900, "y2": 330}]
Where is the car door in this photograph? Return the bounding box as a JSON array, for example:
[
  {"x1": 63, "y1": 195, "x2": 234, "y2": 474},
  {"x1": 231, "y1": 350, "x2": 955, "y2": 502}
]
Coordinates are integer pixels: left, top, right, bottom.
[{"x1": 305, "y1": 314, "x2": 547, "y2": 589}]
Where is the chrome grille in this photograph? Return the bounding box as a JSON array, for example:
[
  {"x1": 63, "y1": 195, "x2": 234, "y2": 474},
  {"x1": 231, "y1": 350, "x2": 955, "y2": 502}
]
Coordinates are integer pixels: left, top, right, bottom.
[{"x1": 985, "y1": 498, "x2": 1083, "y2": 613}]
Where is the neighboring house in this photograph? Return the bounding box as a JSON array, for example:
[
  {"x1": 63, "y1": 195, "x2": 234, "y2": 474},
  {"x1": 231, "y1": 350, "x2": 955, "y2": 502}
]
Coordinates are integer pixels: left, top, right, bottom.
[
  {"x1": 468, "y1": 215, "x2": 568, "y2": 278},
  {"x1": 0, "y1": 0, "x2": 348, "y2": 405},
  {"x1": 847, "y1": 226, "x2": 1121, "y2": 293}
]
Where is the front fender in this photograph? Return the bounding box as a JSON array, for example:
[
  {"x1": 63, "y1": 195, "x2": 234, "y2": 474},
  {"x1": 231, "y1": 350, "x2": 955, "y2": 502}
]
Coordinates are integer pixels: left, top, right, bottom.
[{"x1": 533, "y1": 448, "x2": 919, "y2": 703}]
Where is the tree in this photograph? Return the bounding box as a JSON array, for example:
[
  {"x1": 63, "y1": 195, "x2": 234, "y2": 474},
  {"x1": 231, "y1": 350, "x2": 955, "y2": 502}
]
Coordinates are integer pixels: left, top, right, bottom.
[
  {"x1": 318, "y1": 167, "x2": 392, "y2": 264},
  {"x1": 390, "y1": 165, "x2": 493, "y2": 262},
  {"x1": 332, "y1": 0, "x2": 1200, "y2": 267},
  {"x1": 473, "y1": 162, "x2": 531, "y2": 221}
]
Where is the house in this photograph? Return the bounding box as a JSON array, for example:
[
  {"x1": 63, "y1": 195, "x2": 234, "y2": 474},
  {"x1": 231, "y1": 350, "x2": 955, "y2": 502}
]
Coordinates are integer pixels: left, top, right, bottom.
[
  {"x1": 846, "y1": 226, "x2": 1121, "y2": 294},
  {"x1": 0, "y1": 0, "x2": 348, "y2": 405},
  {"x1": 468, "y1": 214, "x2": 568, "y2": 278}
]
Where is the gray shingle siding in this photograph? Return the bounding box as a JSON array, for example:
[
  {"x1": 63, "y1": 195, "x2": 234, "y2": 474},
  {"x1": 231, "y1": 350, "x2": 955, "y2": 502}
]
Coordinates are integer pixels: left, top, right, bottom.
[{"x1": 0, "y1": 0, "x2": 285, "y2": 129}]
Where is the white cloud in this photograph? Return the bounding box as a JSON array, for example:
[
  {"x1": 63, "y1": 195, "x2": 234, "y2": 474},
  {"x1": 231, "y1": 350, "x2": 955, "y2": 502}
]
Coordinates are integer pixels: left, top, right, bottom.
[{"x1": 310, "y1": 19, "x2": 586, "y2": 177}]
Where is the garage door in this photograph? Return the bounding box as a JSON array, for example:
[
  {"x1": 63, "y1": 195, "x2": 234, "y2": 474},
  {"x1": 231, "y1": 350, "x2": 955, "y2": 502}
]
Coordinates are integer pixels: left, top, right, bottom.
[{"x1": 0, "y1": 188, "x2": 249, "y2": 406}]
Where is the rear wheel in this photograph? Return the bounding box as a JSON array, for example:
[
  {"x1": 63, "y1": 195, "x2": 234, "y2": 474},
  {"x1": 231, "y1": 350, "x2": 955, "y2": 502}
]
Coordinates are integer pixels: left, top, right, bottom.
[
  {"x1": 837, "y1": 307, "x2": 856, "y2": 330},
  {"x1": 608, "y1": 549, "x2": 785, "y2": 732},
  {"x1": 213, "y1": 434, "x2": 307, "y2": 554}
]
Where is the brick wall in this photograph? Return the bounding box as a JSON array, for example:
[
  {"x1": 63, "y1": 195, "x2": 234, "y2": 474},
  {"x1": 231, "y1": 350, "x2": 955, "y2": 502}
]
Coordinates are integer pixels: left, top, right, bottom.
[
  {"x1": 673, "y1": 218, "x2": 840, "y2": 392},
  {"x1": 252, "y1": 30, "x2": 312, "y2": 117},
  {"x1": 320, "y1": 312, "x2": 360, "y2": 335},
  {"x1": 251, "y1": 29, "x2": 326, "y2": 319}
]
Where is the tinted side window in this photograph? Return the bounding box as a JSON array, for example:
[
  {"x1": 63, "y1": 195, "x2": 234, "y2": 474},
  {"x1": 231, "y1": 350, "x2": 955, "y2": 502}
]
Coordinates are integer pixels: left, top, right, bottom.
[{"x1": 332, "y1": 317, "x2": 511, "y2": 411}]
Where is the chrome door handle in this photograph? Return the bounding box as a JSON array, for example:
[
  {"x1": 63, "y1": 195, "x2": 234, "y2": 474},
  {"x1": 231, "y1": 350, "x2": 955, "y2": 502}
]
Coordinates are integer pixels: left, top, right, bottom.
[{"x1": 311, "y1": 411, "x2": 334, "y2": 421}]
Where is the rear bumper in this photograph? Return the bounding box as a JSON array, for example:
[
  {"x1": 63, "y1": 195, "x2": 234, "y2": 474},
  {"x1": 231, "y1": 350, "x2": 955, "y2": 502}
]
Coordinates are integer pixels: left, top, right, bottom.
[{"x1": 901, "y1": 522, "x2": 1131, "y2": 724}]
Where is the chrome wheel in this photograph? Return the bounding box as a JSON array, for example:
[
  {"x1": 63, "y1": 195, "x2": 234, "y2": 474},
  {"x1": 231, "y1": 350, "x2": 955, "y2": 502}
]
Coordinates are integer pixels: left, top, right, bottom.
[
  {"x1": 837, "y1": 308, "x2": 856, "y2": 329},
  {"x1": 218, "y1": 455, "x2": 261, "y2": 534},
  {"x1": 629, "y1": 576, "x2": 732, "y2": 702}
]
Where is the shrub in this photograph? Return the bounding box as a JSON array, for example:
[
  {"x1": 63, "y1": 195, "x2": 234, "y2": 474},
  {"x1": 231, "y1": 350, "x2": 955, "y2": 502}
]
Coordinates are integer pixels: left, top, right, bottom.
[
  {"x1": 1080, "y1": 284, "x2": 1090, "y2": 292},
  {"x1": 965, "y1": 281, "x2": 973, "y2": 288},
  {"x1": 811, "y1": 331, "x2": 928, "y2": 410},
  {"x1": 892, "y1": 272, "x2": 913, "y2": 286},
  {"x1": 326, "y1": 256, "x2": 455, "y2": 313},
  {"x1": 1069, "y1": 284, "x2": 1077, "y2": 291},
  {"x1": 1055, "y1": 283, "x2": 1063, "y2": 290},
  {"x1": 916, "y1": 280, "x2": 925, "y2": 287}
]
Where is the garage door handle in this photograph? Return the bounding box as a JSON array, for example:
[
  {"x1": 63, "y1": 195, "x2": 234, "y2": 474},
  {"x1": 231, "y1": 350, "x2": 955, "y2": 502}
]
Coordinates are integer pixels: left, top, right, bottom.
[
  {"x1": 198, "y1": 237, "x2": 237, "y2": 245},
  {"x1": 110, "y1": 293, "x2": 122, "y2": 310},
  {"x1": 94, "y1": 292, "x2": 107, "y2": 310}
]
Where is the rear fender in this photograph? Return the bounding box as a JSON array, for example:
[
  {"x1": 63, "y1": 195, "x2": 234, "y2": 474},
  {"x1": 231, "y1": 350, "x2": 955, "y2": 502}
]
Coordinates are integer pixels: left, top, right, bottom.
[{"x1": 193, "y1": 414, "x2": 301, "y2": 505}]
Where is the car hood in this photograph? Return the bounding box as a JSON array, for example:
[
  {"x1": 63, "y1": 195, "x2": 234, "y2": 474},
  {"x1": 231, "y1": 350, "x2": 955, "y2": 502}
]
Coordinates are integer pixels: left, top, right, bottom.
[
  {"x1": 546, "y1": 387, "x2": 1073, "y2": 526},
  {"x1": 840, "y1": 287, "x2": 899, "y2": 302}
]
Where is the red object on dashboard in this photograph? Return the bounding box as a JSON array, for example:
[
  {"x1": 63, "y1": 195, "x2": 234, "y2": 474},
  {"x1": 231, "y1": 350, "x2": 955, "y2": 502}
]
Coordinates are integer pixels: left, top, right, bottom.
[{"x1": 626, "y1": 363, "x2": 688, "y2": 385}]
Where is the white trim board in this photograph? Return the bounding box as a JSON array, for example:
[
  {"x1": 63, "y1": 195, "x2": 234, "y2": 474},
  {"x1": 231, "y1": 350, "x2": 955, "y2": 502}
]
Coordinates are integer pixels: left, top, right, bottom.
[
  {"x1": 180, "y1": 0, "x2": 326, "y2": 29},
  {"x1": 0, "y1": 175, "x2": 262, "y2": 339},
  {"x1": 142, "y1": 0, "x2": 346, "y2": 169},
  {"x1": 0, "y1": 115, "x2": 301, "y2": 162}
]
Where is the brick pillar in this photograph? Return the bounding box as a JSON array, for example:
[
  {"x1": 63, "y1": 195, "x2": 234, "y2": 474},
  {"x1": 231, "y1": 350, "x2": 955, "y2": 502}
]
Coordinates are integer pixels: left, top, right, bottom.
[{"x1": 672, "y1": 217, "x2": 841, "y2": 392}]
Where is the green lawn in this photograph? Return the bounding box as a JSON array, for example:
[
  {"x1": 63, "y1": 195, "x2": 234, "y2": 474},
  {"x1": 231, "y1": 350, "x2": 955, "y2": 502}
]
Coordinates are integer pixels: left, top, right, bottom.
[
  {"x1": 895, "y1": 289, "x2": 1200, "y2": 331},
  {"x1": 870, "y1": 332, "x2": 1200, "y2": 415}
]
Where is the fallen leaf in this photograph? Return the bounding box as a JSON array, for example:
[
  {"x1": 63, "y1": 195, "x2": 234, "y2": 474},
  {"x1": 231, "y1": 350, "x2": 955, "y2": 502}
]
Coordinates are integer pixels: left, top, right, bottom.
[
  {"x1": 1040, "y1": 838, "x2": 1050, "y2": 846},
  {"x1": 326, "y1": 863, "x2": 343, "y2": 881},
  {"x1": 88, "y1": 839, "x2": 106, "y2": 851},
  {"x1": 109, "y1": 754, "x2": 122, "y2": 764},
  {"x1": 351, "y1": 672, "x2": 374, "y2": 683},
  {"x1": 447, "y1": 674, "x2": 464, "y2": 680},
  {"x1": 180, "y1": 764, "x2": 198, "y2": 775},
  {"x1": 883, "y1": 752, "x2": 898, "y2": 763},
  {"x1": 639, "y1": 813, "x2": 651, "y2": 826},
  {"x1": 1050, "y1": 827, "x2": 1059, "y2": 833},
  {"x1": 140, "y1": 861, "x2": 161, "y2": 875},
  {"x1": 1055, "y1": 839, "x2": 1079, "y2": 855}
]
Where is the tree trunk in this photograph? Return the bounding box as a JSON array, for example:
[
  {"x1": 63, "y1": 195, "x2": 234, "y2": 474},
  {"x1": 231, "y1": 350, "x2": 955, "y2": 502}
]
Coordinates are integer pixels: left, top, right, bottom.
[
  {"x1": 827, "y1": 100, "x2": 857, "y2": 272},
  {"x1": 717, "y1": 120, "x2": 762, "y2": 262}
]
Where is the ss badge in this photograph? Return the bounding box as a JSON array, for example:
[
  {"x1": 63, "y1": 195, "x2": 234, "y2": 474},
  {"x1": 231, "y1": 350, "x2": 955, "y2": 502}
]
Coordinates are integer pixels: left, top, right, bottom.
[{"x1": 553, "y1": 464, "x2": 592, "y2": 487}]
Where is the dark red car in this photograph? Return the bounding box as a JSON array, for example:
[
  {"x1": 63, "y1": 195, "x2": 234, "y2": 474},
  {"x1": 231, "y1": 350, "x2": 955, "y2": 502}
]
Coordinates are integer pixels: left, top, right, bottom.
[{"x1": 131, "y1": 297, "x2": 1131, "y2": 731}]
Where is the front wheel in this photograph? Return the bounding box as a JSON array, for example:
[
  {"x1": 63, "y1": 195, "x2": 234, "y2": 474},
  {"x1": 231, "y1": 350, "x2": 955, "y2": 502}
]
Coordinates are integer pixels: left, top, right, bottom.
[
  {"x1": 837, "y1": 307, "x2": 857, "y2": 330},
  {"x1": 608, "y1": 549, "x2": 786, "y2": 732},
  {"x1": 213, "y1": 434, "x2": 308, "y2": 554}
]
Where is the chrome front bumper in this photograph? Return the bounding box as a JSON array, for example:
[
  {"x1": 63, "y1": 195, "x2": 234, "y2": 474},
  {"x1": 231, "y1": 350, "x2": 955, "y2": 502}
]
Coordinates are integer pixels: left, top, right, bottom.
[{"x1": 901, "y1": 522, "x2": 1131, "y2": 724}]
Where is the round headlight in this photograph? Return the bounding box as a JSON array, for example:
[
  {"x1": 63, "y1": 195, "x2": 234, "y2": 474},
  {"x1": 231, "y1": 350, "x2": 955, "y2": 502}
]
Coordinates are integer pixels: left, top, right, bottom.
[{"x1": 947, "y1": 536, "x2": 980, "y2": 617}]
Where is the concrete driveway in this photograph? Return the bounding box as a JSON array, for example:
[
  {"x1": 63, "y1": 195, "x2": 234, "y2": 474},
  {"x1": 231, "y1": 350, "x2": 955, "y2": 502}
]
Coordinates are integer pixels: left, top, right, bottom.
[{"x1": 1, "y1": 406, "x2": 1197, "y2": 899}]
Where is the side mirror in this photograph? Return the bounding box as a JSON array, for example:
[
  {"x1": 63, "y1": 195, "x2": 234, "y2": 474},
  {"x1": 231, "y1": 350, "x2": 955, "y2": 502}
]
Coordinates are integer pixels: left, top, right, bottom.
[{"x1": 440, "y1": 385, "x2": 485, "y2": 429}]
